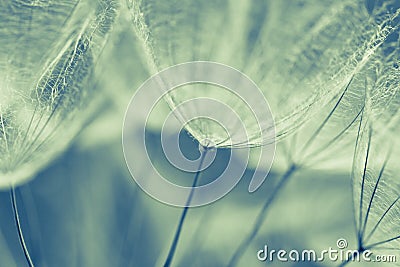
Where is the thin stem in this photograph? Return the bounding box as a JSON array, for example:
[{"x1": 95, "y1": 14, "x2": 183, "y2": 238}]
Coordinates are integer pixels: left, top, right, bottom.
[
  {"x1": 350, "y1": 109, "x2": 365, "y2": 245},
  {"x1": 358, "y1": 128, "x2": 372, "y2": 248},
  {"x1": 360, "y1": 148, "x2": 391, "y2": 241},
  {"x1": 163, "y1": 149, "x2": 208, "y2": 267},
  {"x1": 300, "y1": 73, "x2": 355, "y2": 157},
  {"x1": 365, "y1": 233, "x2": 400, "y2": 249},
  {"x1": 303, "y1": 106, "x2": 364, "y2": 166},
  {"x1": 227, "y1": 164, "x2": 297, "y2": 267},
  {"x1": 10, "y1": 186, "x2": 35, "y2": 267},
  {"x1": 364, "y1": 194, "x2": 400, "y2": 244}
]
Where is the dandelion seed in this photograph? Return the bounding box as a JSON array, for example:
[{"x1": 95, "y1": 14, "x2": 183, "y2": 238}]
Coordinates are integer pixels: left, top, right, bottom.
[
  {"x1": 0, "y1": 0, "x2": 119, "y2": 187},
  {"x1": 344, "y1": 32, "x2": 400, "y2": 266},
  {"x1": 345, "y1": 116, "x2": 400, "y2": 266},
  {"x1": 0, "y1": 2, "x2": 119, "y2": 266},
  {"x1": 127, "y1": 0, "x2": 399, "y2": 142}
]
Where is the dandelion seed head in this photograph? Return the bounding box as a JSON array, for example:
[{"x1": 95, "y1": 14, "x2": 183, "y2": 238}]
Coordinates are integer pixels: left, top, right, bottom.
[
  {"x1": 128, "y1": 0, "x2": 399, "y2": 146},
  {"x1": 0, "y1": 0, "x2": 119, "y2": 188}
]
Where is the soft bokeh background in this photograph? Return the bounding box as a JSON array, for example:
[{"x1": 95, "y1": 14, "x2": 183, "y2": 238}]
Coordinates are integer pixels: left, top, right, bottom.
[
  {"x1": 0, "y1": 0, "x2": 398, "y2": 266},
  {"x1": 0, "y1": 130, "x2": 371, "y2": 266}
]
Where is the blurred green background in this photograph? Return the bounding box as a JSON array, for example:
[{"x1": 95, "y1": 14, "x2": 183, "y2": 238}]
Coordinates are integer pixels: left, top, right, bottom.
[{"x1": 0, "y1": 0, "x2": 399, "y2": 266}]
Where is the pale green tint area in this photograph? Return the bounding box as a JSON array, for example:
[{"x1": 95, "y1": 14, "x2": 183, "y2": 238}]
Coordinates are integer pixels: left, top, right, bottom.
[
  {"x1": 0, "y1": 0, "x2": 399, "y2": 267},
  {"x1": 0, "y1": 130, "x2": 360, "y2": 267},
  {"x1": 129, "y1": 0, "x2": 399, "y2": 143},
  {"x1": 0, "y1": 0, "x2": 119, "y2": 187}
]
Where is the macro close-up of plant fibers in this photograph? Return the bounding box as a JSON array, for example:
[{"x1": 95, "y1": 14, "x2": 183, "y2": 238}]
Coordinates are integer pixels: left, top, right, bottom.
[{"x1": 0, "y1": 0, "x2": 399, "y2": 266}]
